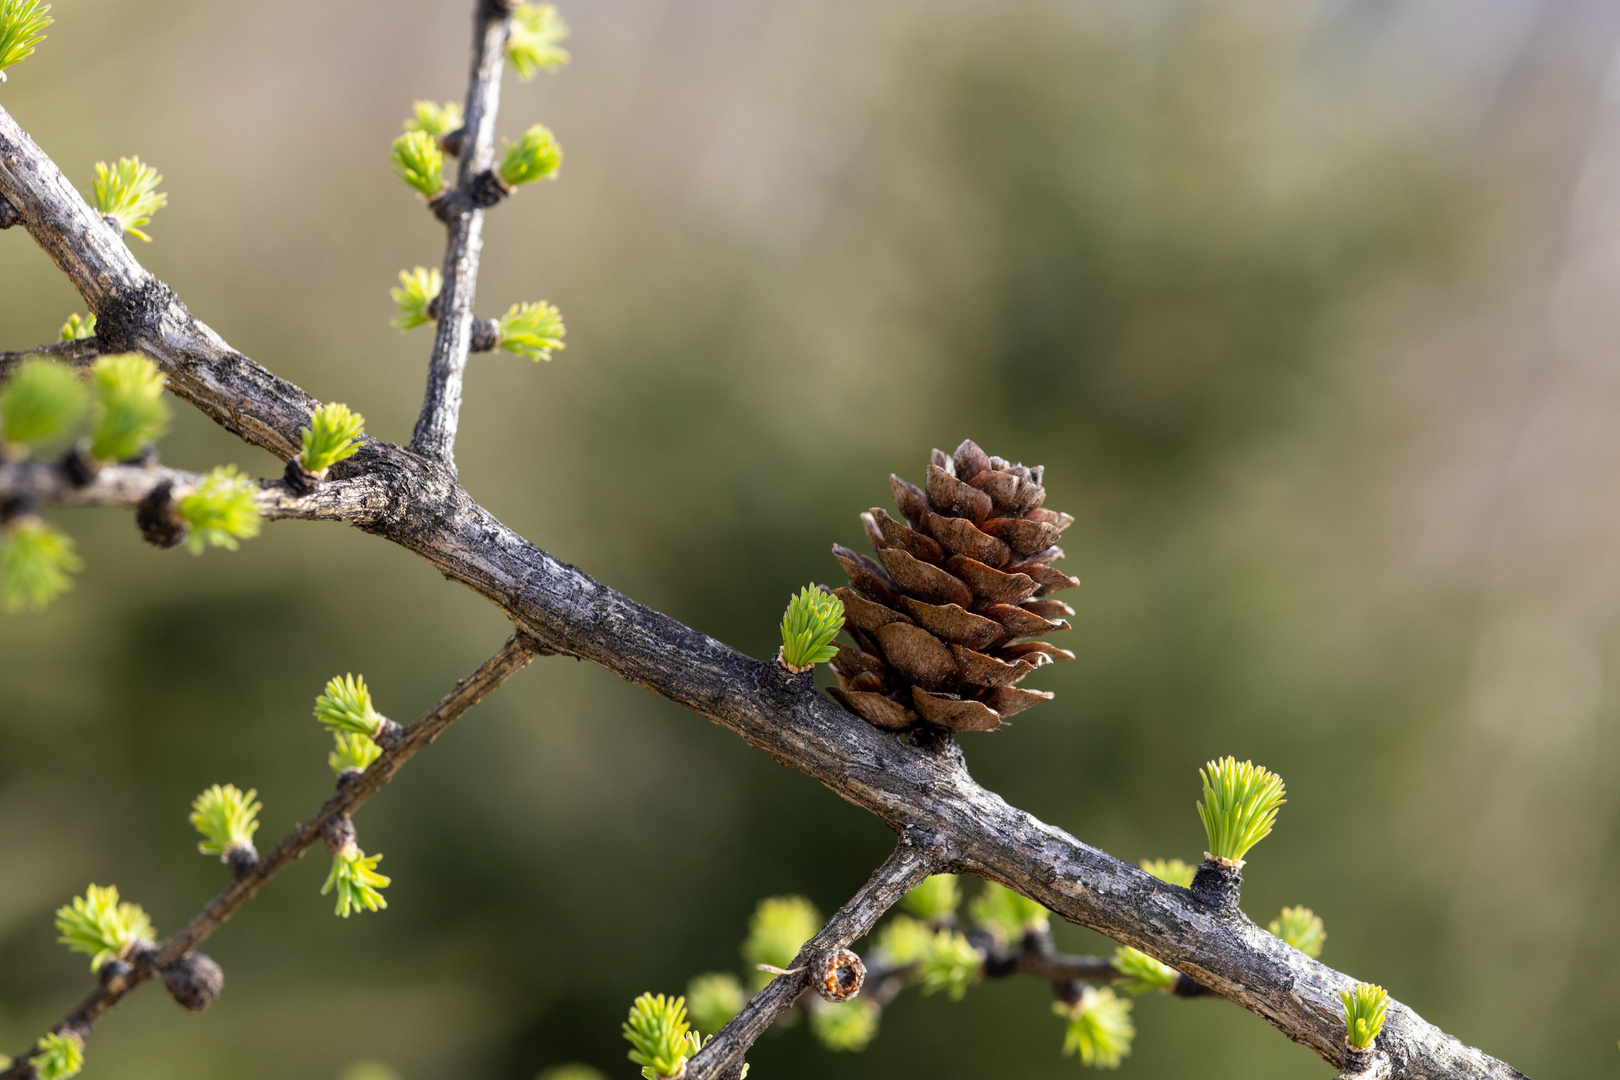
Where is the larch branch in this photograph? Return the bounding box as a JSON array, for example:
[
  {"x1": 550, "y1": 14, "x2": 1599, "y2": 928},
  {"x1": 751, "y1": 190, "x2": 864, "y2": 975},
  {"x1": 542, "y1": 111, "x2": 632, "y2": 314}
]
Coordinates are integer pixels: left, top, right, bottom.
[{"x1": 0, "y1": 634, "x2": 541, "y2": 1079}]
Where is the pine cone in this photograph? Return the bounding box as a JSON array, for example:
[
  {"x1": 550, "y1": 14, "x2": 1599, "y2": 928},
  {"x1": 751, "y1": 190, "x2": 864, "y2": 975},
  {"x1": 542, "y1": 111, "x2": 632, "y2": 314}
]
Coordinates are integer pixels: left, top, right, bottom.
[{"x1": 826, "y1": 439, "x2": 1077, "y2": 733}]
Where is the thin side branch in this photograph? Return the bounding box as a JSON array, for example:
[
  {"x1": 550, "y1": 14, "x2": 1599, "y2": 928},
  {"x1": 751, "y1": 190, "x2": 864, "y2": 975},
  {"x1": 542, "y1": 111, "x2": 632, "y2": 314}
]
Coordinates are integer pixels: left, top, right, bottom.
[
  {"x1": 0, "y1": 633, "x2": 542, "y2": 1078},
  {"x1": 408, "y1": 1, "x2": 514, "y2": 467},
  {"x1": 0, "y1": 457, "x2": 384, "y2": 524},
  {"x1": 687, "y1": 827, "x2": 945, "y2": 1080},
  {"x1": 0, "y1": 339, "x2": 99, "y2": 381}
]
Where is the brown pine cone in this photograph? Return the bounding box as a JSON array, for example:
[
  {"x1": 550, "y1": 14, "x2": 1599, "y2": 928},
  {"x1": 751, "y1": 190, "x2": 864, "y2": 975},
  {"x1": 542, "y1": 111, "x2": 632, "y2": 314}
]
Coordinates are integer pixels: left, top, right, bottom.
[{"x1": 825, "y1": 439, "x2": 1077, "y2": 734}]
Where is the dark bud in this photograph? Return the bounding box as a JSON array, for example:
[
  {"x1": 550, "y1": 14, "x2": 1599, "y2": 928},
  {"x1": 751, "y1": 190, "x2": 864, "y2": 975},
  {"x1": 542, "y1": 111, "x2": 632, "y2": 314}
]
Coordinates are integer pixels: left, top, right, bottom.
[
  {"x1": 812, "y1": 947, "x2": 865, "y2": 1003},
  {"x1": 282, "y1": 457, "x2": 320, "y2": 495},
  {"x1": 336, "y1": 767, "x2": 365, "y2": 790},
  {"x1": 135, "y1": 481, "x2": 187, "y2": 548},
  {"x1": 1190, "y1": 857, "x2": 1243, "y2": 913},
  {"x1": 60, "y1": 444, "x2": 98, "y2": 487},
  {"x1": 161, "y1": 952, "x2": 224, "y2": 1012},
  {"x1": 121, "y1": 443, "x2": 159, "y2": 467},
  {"x1": 1052, "y1": 977, "x2": 1086, "y2": 1007},
  {"x1": 0, "y1": 196, "x2": 19, "y2": 229},
  {"x1": 426, "y1": 294, "x2": 442, "y2": 322},
  {"x1": 469, "y1": 318, "x2": 500, "y2": 353},
  {"x1": 465, "y1": 169, "x2": 512, "y2": 209},
  {"x1": 1172, "y1": 973, "x2": 1209, "y2": 997},
  {"x1": 440, "y1": 128, "x2": 466, "y2": 158},
  {"x1": 372, "y1": 717, "x2": 405, "y2": 750},
  {"x1": 101, "y1": 213, "x2": 124, "y2": 237},
  {"x1": 0, "y1": 494, "x2": 36, "y2": 527},
  {"x1": 98, "y1": 958, "x2": 132, "y2": 985},
  {"x1": 321, "y1": 814, "x2": 357, "y2": 856},
  {"x1": 428, "y1": 188, "x2": 470, "y2": 224},
  {"x1": 224, "y1": 842, "x2": 259, "y2": 880}
]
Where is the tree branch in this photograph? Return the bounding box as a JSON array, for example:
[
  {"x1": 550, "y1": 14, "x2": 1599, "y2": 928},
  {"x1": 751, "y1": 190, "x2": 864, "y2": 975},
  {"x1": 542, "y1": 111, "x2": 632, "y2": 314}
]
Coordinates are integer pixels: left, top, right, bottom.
[
  {"x1": 0, "y1": 339, "x2": 99, "y2": 381},
  {"x1": 0, "y1": 457, "x2": 384, "y2": 524},
  {"x1": 0, "y1": 633, "x2": 542, "y2": 1079},
  {"x1": 687, "y1": 827, "x2": 945, "y2": 1080},
  {"x1": 0, "y1": 95, "x2": 1529, "y2": 1080},
  {"x1": 407, "y1": 0, "x2": 514, "y2": 467}
]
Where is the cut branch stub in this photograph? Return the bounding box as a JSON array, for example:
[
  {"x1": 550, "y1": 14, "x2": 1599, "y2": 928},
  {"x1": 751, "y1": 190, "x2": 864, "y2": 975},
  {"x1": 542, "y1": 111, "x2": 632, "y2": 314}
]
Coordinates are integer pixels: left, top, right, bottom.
[{"x1": 827, "y1": 440, "x2": 1076, "y2": 735}]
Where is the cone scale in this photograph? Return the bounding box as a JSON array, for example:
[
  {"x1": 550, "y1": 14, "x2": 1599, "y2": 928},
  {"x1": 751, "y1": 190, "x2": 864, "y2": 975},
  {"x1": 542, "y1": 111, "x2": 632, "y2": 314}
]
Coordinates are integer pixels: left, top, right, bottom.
[{"x1": 826, "y1": 439, "x2": 1077, "y2": 733}]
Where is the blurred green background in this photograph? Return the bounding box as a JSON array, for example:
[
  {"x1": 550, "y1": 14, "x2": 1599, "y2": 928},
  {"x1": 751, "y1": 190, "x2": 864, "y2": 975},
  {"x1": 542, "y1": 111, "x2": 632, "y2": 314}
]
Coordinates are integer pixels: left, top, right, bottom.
[{"x1": 5, "y1": 0, "x2": 1620, "y2": 1076}]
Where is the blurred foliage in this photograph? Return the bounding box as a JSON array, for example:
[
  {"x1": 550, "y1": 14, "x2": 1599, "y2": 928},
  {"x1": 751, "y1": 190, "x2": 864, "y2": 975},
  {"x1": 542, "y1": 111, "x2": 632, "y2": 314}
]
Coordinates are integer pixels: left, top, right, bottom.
[{"x1": 0, "y1": 0, "x2": 1611, "y2": 1078}]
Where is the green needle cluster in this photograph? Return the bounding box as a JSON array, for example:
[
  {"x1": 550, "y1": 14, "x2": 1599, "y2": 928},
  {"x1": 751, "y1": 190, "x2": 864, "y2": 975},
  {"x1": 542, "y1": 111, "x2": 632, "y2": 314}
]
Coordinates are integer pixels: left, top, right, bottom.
[
  {"x1": 59, "y1": 312, "x2": 95, "y2": 341},
  {"x1": 967, "y1": 881, "x2": 1049, "y2": 946},
  {"x1": 622, "y1": 993, "x2": 702, "y2": 1080},
  {"x1": 299, "y1": 402, "x2": 365, "y2": 475},
  {"x1": 809, "y1": 999, "x2": 880, "y2": 1052},
  {"x1": 405, "y1": 100, "x2": 463, "y2": 140},
  {"x1": 1269, "y1": 905, "x2": 1326, "y2": 958},
  {"x1": 189, "y1": 784, "x2": 261, "y2": 858},
  {"x1": 88, "y1": 353, "x2": 169, "y2": 462},
  {"x1": 742, "y1": 894, "x2": 819, "y2": 986},
  {"x1": 1341, "y1": 982, "x2": 1388, "y2": 1049},
  {"x1": 31, "y1": 1033, "x2": 82, "y2": 1080},
  {"x1": 900, "y1": 873, "x2": 959, "y2": 923},
  {"x1": 916, "y1": 928, "x2": 981, "y2": 1000},
  {"x1": 54, "y1": 884, "x2": 153, "y2": 971},
  {"x1": 0, "y1": 519, "x2": 81, "y2": 612},
  {"x1": 495, "y1": 300, "x2": 566, "y2": 361},
  {"x1": 498, "y1": 124, "x2": 563, "y2": 188},
  {"x1": 391, "y1": 130, "x2": 446, "y2": 198},
  {"x1": 322, "y1": 847, "x2": 390, "y2": 917},
  {"x1": 507, "y1": 3, "x2": 570, "y2": 80},
  {"x1": 1140, "y1": 858, "x2": 1196, "y2": 888},
  {"x1": 391, "y1": 266, "x2": 442, "y2": 330},
  {"x1": 313, "y1": 673, "x2": 386, "y2": 738},
  {"x1": 0, "y1": 357, "x2": 85, "y2": 448},
  {"x1": 329, "y1": 731, "x2": 382, "y2": 776},
  {"x1": 684, "y1": 971, "x2": 746, "y2": 1036},
  {"x1": 778, "y1": 585, "x2": 843, "y2": 670},
  {"x1": 1111, "y1": 946, "x2": 1178, "y2": 995},
  {"x1": 91, "y1": 157, "x2": 166, "y2": 242},
  {"x1": 0, "y1": 0, "x2": 52, "y2": 79},
  {"x1": 1054, "y1": 986, "x2": 1134, "y2": 1069},
  {"x1": 1196, "y1": 756, "x2": 1286, "y2": 863},
  {"x1": 177, "y1": 465, "x2": 262, "y2": 554}
]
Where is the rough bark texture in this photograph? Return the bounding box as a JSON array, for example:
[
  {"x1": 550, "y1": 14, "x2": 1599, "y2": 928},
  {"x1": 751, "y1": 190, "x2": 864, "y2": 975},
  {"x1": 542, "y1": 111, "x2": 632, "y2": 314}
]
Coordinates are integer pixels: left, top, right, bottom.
[
  {"x1": 0, "y1": 47, "x2": 1529, "y2": 1080},
  {"x1": 408, "y1": 2, "x2": 512, "y2": 466}
]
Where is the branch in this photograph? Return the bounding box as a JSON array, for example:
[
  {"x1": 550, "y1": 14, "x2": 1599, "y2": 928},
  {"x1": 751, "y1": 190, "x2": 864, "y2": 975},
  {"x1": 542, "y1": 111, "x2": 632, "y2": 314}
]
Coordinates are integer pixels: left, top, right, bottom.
[
  {"x1": 687, "y1": 827, "x2": 944, "y2": 1080},
  {"x1": 407, "y1": 0, "x2": 515, "y2": 467},
  {"x1": 0, "y1": 457, "x2": 383, "y2": 524},
  {"x1": 0, "y1": 633, "x2": 542, "y2": 1079},
  {"x1": 0, "y1": 98, "x2": 1528, "y2": 1080},
  {"x1": 0, "y1": 339, "x2": 99, "y2": 381}
]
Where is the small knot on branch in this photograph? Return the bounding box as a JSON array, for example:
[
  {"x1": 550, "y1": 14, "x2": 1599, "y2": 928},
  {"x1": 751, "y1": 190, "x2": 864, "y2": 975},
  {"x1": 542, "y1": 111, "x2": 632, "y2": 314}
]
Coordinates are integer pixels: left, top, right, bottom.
[
  {"x1": 1190, "y1": 855, "x2": 1243, "y2": 913},
  {"x1": 469, "y1": 318, "x2": 500, "y2": 353},
  {"x1": 441, "y1": 128, "x2": 466, "y2": 157},
  {"x1": 812, "y1": 948, "x2": 865, "y2": 1002},
  {"x1": 465, "y1": 169, "x2": 513, "y2": 209},
  {"x1": 161, "y1": 952, "x2": 224, "y2": 1012},
  {"x1": 0, "y1": 196, "x2": 19, "y2": 229},
  {"x1": 224, "y1": 842, "x2": 260, "y2": 880},
  {"x1": 282, "y1": 458, "x2": 320, "y2": 496},
  {"x1": 136, "y1": 480, "x2": 187, "y2": 549},
  {"x1": 322, "y1": 815, "x2": 358, "y2": 856}
]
